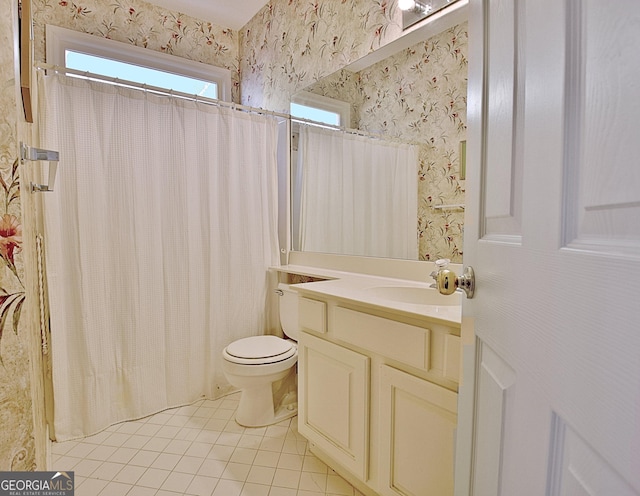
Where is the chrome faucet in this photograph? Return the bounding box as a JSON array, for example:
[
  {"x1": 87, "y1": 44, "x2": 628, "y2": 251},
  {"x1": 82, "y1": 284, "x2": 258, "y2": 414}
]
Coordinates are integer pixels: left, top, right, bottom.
[{"x1": 429, "y1": 259, "x2": 450, "y2": 288}]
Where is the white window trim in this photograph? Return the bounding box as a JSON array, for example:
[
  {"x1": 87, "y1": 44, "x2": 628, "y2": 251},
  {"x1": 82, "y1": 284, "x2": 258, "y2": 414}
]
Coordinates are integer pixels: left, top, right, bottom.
[
  {"x1": 291, "y1": 91, "x2": 351, "y2": 127},
  {"x1": 45, "y1": 25, "x2": 232, "y2": 102}
]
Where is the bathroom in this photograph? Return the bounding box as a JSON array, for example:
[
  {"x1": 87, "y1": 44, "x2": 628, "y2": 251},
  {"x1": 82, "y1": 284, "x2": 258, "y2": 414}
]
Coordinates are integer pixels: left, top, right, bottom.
[{"x1": 1, "y1": 0, "x2": 639, "y2": 495}]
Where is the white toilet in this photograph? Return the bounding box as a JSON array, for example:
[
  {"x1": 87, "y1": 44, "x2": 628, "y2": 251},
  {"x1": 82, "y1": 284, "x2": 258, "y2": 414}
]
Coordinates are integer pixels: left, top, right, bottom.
[{"x1": 222, "y1": 283, "x2": 300, "y2": 427}]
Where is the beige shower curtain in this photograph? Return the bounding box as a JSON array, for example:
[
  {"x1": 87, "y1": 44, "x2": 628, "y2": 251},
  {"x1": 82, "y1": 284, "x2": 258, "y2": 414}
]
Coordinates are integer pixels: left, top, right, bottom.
[{"x1": 38, "y1": 72, "x2": 281, "y2": 441}]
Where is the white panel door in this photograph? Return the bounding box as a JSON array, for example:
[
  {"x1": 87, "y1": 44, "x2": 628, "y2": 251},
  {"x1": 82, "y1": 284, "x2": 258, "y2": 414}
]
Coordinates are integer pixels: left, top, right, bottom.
[{"x1": 458, "y1": 0, "x2": 640, "y2": 495}]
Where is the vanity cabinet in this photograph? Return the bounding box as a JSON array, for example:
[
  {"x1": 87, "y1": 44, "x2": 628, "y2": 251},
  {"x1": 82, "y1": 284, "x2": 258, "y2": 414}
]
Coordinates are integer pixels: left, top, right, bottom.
[{"x1": 296, "y1": 294, "x2": 460, "y2": 496}]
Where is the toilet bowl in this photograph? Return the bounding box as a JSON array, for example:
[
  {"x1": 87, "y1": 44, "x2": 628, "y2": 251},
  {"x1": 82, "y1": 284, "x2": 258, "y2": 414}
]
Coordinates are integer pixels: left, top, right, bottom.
[{"x1": 222, "y1": 283, "x2": 300, "y2": 427}]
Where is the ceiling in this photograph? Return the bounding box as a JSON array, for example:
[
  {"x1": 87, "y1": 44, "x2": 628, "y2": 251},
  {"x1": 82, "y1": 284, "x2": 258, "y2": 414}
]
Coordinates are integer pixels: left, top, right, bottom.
[{"x1": 145, "y1": 0, "x2": 270, "y2": 30}]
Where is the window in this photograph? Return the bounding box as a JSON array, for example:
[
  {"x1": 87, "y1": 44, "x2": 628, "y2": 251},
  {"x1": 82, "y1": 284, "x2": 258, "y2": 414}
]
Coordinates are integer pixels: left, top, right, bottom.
[
  {"x1": 46, "y1": 25, "x2": 231, "y2": 101},
  {"x1": 290, "y1": 91, "x2": 350, "y2": 127}
]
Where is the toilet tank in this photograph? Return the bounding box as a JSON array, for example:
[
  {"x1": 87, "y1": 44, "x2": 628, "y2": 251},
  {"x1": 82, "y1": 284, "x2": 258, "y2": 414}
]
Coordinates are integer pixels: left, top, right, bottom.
[{"x1": 278, "y1": 283, "x2": 299, "y2": 341}]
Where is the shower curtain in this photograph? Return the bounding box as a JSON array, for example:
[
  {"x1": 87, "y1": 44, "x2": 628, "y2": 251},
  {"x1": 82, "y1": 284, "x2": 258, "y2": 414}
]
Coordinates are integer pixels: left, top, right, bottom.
[
  {"x1": 38, "y1": 73, "x2": 280, "y2": 441},
  {"x1": 297, "y1": 125, "x2": 419, "y2": 259}
]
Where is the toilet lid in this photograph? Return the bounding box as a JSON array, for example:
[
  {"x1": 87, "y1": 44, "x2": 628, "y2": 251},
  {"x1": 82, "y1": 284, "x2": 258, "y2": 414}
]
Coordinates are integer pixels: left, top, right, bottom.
[{"x1": 226, "y1": 335, "x2": 294, "y2": 360}]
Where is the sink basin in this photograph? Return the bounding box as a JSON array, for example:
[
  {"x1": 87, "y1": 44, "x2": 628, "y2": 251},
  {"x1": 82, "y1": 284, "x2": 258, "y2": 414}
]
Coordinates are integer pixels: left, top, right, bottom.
[{"x1": 365, "y1": 286, "x2": 461, "y2": 306}]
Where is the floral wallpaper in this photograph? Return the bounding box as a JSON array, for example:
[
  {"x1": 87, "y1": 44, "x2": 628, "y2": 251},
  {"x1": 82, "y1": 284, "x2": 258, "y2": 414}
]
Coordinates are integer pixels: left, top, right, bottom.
[
  {"x1": 32, "y1": 0, "x2": 241, "y2": 102},
  {"x1": 0, "y1": 0, "x2": 37, "y2": 470},
  {"x1": 240, "y1": 0, "x2": 404, "y2": 112}
]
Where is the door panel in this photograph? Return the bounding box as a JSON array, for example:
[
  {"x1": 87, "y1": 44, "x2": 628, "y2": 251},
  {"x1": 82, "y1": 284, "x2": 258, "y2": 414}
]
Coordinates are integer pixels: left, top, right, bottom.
[
  {"x1": 564, "y1": 0, "x2": 640, "y2": 254},
  {"x1": 482, "y1": 0, "x2": 524, "y2": 239},
  {"x1": 548, "y1": 414, "x2": 639, "y2": 496},
  {"x1": 470, "y1": 342, "x2": 515, "y2": 496},
  {"x1": 461, "y1": 0, "x2": 640, "y2": 494}
]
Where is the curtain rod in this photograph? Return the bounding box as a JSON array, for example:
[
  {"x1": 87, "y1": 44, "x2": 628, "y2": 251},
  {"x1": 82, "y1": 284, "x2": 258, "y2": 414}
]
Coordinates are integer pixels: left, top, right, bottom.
[
  {"x1": 36, "y1": 63, "x2": 423, "y2": 147},
  {"x1": 291, "y1": 116, "x2": 422, "y2": 147},
  {"x1": 35, "y1": 62, "x2": 290, "y2": 121}
]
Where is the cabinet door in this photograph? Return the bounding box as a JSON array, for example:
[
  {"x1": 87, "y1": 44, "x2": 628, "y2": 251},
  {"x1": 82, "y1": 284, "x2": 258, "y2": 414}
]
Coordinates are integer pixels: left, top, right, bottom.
[
  {"x1": 298, "y1": 332, "x2": 370, "y2": 479},
  {"x1": 379, "y1": 365, "x2": 457, "y2": 496}
]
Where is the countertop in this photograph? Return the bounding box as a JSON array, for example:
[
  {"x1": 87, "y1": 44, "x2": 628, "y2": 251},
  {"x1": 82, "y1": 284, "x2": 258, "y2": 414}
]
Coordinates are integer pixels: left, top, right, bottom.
[{"x1": 272, "y1": 264, "x2": 461, "y2": 326}]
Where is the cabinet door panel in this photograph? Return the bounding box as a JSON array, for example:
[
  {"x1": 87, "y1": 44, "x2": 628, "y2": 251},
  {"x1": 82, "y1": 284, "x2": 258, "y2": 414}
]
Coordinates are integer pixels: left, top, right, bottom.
[
  {"x1": 379, "y1": 365, "x2": 457, "y2": 496},
  {"x1": 298, "y1": 332, "x2": 370, "y2": 479}
]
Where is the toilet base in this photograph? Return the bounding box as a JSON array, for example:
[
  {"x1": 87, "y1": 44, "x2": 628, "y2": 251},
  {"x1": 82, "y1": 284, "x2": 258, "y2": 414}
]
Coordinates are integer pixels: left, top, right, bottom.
[{"x1": 234, "y1": 368, "x2": 298, "y2": 428}]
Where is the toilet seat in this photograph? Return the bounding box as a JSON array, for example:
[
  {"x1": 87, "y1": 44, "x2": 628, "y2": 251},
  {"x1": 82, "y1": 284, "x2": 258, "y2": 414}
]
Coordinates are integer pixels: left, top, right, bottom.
[{"x1": 224, "y1": 336, "x2": 296, "y2": 365}]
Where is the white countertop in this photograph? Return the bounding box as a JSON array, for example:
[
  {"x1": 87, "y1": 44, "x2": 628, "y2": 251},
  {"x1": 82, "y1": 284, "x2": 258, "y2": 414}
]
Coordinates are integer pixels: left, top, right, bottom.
[{"x1": 272, "y1": 264, "x2": 462, "y2": 326}]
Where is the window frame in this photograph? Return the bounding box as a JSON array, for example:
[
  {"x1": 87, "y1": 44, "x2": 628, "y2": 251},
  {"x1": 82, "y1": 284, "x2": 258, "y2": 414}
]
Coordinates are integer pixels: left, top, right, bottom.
[
  {"x1": 45, "y1": 25, "x2": 232, "y2": 102},
  {"x1": 290, "y1": 91, "x2": 351, "y2": 127}
]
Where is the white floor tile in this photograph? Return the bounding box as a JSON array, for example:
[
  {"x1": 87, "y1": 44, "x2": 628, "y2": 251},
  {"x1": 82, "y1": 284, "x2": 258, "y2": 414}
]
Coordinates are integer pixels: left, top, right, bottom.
[
  {"x1": 85, "y1": 444, "x2": 117, "y2": 461},
  {"x1": 51, "y1": 394, "x2": 357, "y2": 496},
  {"x1": 77, "y1": 477, "x2": 108, "y2": 494},
  {"x1": 272, "y1": 468, "x2": 301, "y2": 489},
  {"x1": 102, "y1": 432, "x2": 130, "y2": 447},
  {"x1": 212, "y1": 478, "x2": 243, "y2": 496},
  {"x1": 97, "y1": 480, "x2": 132, "y2": 496},
  {"x1": 267, "y1": 487, "x2": 297, "y2": 496},
  {"x1": 186, "y1": 441, "x2": 214, "y2": 458},
  {"x1": 128, "y1": 450, "x2": 160, "y2": 467},
  {"x1": 207, "y1": 444, "x2": 235, "y2": 461},
  {"x1": 51, "y1": 440, "x2": 78, "y2": 455},
  {"x1": 150, "y1": 452, "x2": 182, "y2": 471},
  {"x1": 91, "y1": 461, "x2": 125, "y2": 481},
  {"x1": 65, "y1": 442, "x2": 96, "y2": 458},
  {"x1": 112, "y1": 464, "x2": 146, "y2": 484},
  {"x1": 299, "y1": 472, "x2": 328, "y2": 493},
  {"x1": 107, "y1": 446, "x2": 138, "y2": 464},
  {"x1": 197, "y1": 458, "x2": 228, "y2": 479},
  {"x1": 246, "y1": 465, "x2": 276, "y2": 486},
  {"x1": 125, "y1": 485, "x2": 157, "y2": 496},
  {"x1": 135, "y1": 423, "x2": 162, "y2": 437},
  {"x1": 174, "y1": 455, "x2": 205, "y2": 475},
  {"x1": 186, "y1": 474, "x2": 219, "y2": 496},
  {"x1": 160, "y1": 471, "x2": 195, "y2": 493},
  {"x1": 277, "y1": 453, "x2": 304, "y2": 471},
  {"x1": 122, "y1": 434, "x2": 152, "y2": 449},
  {"x1": 72, "y1": 458, "x2": 102, "y2": 478},
  {"x1": 137, "y1": 467, "x2": 171, "y2": 489},
  {"x1": 253, "y1": 450, "x2": 281, "y2": 468},
  {"x1": 221, "y1": 461, "x2": 252, "y2": 482},
  {"x1": 230, "y1": 447, "x2": 258, "y2": 465},
  {"x1": 302, "y1": 455, "x2": 329, "y2": 474},
  {"x1": 164, "y1": 438, "x2": 191, "y2": 455},
  {"x1": 241, "y1": 482, "x2": 271, "y2": 496}
]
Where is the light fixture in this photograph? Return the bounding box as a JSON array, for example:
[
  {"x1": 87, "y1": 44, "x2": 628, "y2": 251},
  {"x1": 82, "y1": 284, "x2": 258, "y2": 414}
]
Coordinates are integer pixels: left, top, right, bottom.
[
  {"x1": 399, "y1": 0, "x2": 460, "y2": 30},
  {"x1": 398, "y1": 0, "x2": 432, "y2": 14}
]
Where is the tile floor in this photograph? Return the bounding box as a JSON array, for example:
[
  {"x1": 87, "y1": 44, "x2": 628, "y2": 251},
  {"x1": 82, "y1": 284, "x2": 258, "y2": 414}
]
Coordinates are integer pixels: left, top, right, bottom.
[{"x1": 51, "y1": 392, "x2": 363, "y2": 496}]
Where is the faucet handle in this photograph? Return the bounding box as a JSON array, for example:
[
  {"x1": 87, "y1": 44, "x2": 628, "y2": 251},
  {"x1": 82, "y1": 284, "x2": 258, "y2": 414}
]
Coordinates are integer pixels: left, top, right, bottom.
[{"x1": 435, "y1": 258, "x2": 450, "y2": 269}]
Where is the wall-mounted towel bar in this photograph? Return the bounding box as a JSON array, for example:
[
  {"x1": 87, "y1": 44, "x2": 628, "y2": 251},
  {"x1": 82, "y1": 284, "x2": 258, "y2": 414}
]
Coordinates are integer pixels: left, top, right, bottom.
[
  {"x1": 432, "y1": 204, "x2": 465, "y2": 210},
  {"x1": 20, "y1": 143, "x2": 59, "y2": 193}
]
